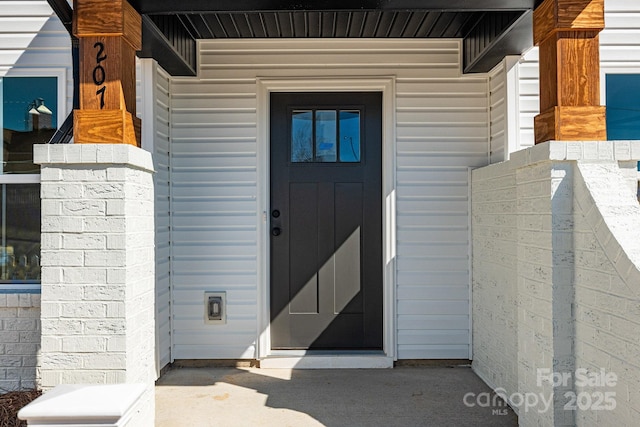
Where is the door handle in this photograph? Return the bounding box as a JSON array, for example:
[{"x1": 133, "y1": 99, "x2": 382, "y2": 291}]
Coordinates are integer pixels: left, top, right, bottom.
[{"x1": 271, "y1": 227, "x2": 282, "y2": 236}]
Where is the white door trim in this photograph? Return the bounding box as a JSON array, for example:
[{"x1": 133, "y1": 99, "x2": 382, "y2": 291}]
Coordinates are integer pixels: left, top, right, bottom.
[{"x1": 256, "y1": 77, "x2": 397, "y2": 367}]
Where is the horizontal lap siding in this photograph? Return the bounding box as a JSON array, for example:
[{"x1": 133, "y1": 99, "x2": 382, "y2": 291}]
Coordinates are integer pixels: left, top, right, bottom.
[
  {"x1": 171, "y1": 39, "x2": 488, "y2": 359},
  {"x1": 154, "y1": 66, "x2": 172, "y2": 369},
  {"x1": 516, "y1": 0, "x2": 640, "y2": 150},
  {"x1": 489, "y1": 64, "x2": 506, "y2": 164},
  {"x1": 396, "y1": 69, "x2": 486, "y2": 358}
]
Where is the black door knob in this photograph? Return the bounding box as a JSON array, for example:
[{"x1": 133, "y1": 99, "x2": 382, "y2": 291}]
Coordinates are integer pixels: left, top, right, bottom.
[
  {"x1": 272, "y1": 227, "x2": 281, "y2": 236},
  {"x1": 272, "y1": 210, "x2": 280, "y2": 218}
]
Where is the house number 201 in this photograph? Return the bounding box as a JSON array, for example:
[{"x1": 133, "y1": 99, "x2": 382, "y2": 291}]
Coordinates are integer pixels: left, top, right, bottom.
[{"x1": 93, "y1": 42, "x2": 107, "y2": 109}]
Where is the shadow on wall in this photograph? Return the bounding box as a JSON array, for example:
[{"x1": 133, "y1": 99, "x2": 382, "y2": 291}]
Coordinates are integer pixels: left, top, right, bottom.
[{"x1": 155, "y1": 366, "x2": 518, "y2": 427}]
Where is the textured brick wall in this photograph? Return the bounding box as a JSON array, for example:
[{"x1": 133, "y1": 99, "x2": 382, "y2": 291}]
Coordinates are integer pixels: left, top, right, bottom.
[
  {"x1": 573, "y1": 162, "x2": 640, "y2": 426},
  {"x1": 472, "y1": 141, "x2": 640, "y2": 426},
  {"x1": 471, "y1": 161, "x2": 518, "y2": 398},
  {"x1": 0, "y1": 293, "x2": 40, "y2": 392},
  {"x1": 34, "y1": 144, "x2": 155, "y2": 426}
]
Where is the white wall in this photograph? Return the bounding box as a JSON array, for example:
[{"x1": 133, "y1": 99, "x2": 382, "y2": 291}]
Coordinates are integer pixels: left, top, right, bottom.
[
  {"x1": 139, "y1": 59, "x2": 173, "y2": 372},
  {"x1": 472, "y1": 141, "x2": 640, "y2": 426},
  {"x1": 169, "y1": 39, "x2": 489, "y2": 360}
]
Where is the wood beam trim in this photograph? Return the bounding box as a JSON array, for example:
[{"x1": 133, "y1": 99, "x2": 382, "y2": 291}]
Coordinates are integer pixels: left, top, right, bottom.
[
  {"x1": 533, "y1": 0, "x2": 605, "y2": 143},
  {"x1": 73, "y1": 0, "x2": 141, "y2": 146},
  {"x1": 533, "y1": 0, "x2": 603, "y2": 45},
  {"x1": 73, "y1": 0, "x2": 142, "y2": 50},
  {"x1": 535, "y1": 106, "x2": 606, "y2": 142}
]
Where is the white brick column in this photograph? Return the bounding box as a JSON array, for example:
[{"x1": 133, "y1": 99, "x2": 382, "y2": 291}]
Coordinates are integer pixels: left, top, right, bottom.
[
  {"x1": 34, "y1": 144, "x2": 155, "y2": 425},
  {"x1": 515, "y1": 160, "x2": 575, "y2": 427}
]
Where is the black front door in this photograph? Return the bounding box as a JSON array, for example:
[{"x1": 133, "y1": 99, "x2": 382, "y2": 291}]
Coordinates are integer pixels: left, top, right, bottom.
[{"x1": 270, "y1": 92, "x2": 383, "y2": 350}]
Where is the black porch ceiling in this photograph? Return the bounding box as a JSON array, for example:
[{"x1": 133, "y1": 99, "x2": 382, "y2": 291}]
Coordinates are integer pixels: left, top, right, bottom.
[{"x1": 49, "y1": 0, "x2": 538, "y2": 76}]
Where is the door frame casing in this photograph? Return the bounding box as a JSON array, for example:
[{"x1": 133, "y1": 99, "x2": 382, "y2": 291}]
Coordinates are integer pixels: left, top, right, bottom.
[{"x1": 256, "y1": 77, "x2": 397, "y2": 364}]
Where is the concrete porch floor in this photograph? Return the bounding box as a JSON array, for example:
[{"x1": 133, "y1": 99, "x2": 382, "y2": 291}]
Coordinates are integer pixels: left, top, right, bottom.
[{"x1": 156, "y1": 365, "x2": 518, "y2": 426}]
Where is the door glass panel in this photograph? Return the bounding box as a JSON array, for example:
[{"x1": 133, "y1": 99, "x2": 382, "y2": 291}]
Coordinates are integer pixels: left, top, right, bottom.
[
  {"x1": 315, "y1": 110, "x2": 337, "y2": 162},
  {"x1": 291, "y1": 110, "x2": 313, "y2": 162},
  {"x1": 339, "y1": 110, "x2": 360, "y2": 162}
]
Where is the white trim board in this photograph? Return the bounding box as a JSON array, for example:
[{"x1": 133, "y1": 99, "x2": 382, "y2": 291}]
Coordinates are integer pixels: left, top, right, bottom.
[{"x1": 256, "y1": 76, "x2": 397, "y2": 367}]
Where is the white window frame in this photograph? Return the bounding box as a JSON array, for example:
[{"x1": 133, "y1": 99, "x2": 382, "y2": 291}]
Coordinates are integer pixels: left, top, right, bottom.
[{"x1": 0, "y1": 68, "x2": 67, "y2": 291}]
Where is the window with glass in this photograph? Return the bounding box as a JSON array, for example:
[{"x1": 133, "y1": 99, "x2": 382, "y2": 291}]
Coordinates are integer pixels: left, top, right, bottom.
[
  {"x1": 0, "y1": 76, "x2": 57, "y2": 285},
  {"x1": 291, "y1": 108, "x2": 361, "y2": 163},
  {"x1": 606, "y1": 74, "x2": 640, "y2": 171}
]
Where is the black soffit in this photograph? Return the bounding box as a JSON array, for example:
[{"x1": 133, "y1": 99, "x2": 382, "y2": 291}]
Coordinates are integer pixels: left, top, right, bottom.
[{"x1": 51, "y1": 0, "x2": 538, "y2": 76}]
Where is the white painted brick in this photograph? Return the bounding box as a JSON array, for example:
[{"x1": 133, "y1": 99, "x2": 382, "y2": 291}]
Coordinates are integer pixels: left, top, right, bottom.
[
  {"x1": 80, "y1": 144, "x2": 98, "y2": 163},
  {"x1": 62, "y1": 267, "x2": 107, "y2": 285},
  {"x1": 63, "y1": 234, "x2": 106, "y2": 250},
  {"x1": 60, "y1": 303, "x2": 107, "y2": 318},
  {"x1": 60, "y1": 168, "x2": 107, "y2": 182},
  {"x1": 84, "y1": 183, "x2": 126, "y2": 199},
  {"x1": 41, "y1": 183, "x2": 84, "y2": 199},
  {"x1": 82, "y1": 353, "x2": 126, "y2": 370},
  {"x1": 614, "y1": 141, "x2": 632, "y2": 160},
  {"x1": 41, "y1": 250, "x2": 84, "y2": 267},
  {"x1": 106, "y1": 167, "x2": 127, "y2": 181},
  {"x1": 62, "y1": 200, "x2": 107, "y2": 216},
  {"x1": 62, "y1": 336, "x2": 107, "y2": 353},
  {"x1": 83, "y1": 217, "x2": 126, "y2": 233},
  {"x1": 84, "y1": 250, "x2": 126, "y2": 267},
  {"x1": 96, "y1": 145, "x2": 114, "y2": 163},
  {"x1": 84, "y1": 285, "x2": 125, "y2": 301},
  {"x1": 6, "y1": 294, "x2": 19, "y2": 307},
  {"x1": 42, "y1": 216, "x2": 84, "y2": 233},
  {"x1": 106, "y1": 199, "x2": 126, "y2": 215}
]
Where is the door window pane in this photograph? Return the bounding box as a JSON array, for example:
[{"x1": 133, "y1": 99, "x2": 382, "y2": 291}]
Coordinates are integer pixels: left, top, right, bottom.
[
  {"x1": 1, "y1": 77, "x2": 57, "y2": 174},
  {"x1": 0, "y1": 184, "x2": 41, "y2": 283},
  {"x1": 339, "y1": 110, "x2": 360, "y2": 162},
  {"x1": 291, "y1": 110, "x2": 313, "y2": 162},
  {"x1": 315, "y1": 110, "x2": 337, "y2": 162},
  {"x1": 290, "y1": 108, "x2": 362, "y2": 163}
]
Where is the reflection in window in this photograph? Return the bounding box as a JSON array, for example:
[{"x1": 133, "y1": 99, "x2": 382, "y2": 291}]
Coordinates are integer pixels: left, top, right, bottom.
[
  {"x1": 292, "y1": 110, "x2": 313, "y2": 162},
  {"x1": 315, "y1": 110, "x2": 337, "y2": 162},
  {"x1": 339, "y1": 111, "x2": 360, "y2": 162},
  {"x1": 0, "y1": 184, "x2": 41, "y2": 283},
  {"x1": 290, "y1": 108, "x2": 362, "y2": 163},
  {"x1": 1, "y1": 77, "x2": 57, "y2": 174},
  {"x1": 606, "y1": 74, "x2": 640, "y2": 172}
]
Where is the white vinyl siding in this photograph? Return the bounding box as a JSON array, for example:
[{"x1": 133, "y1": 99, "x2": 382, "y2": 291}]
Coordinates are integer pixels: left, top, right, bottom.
[
  {"x1": 170, "y1": 39, "x2": 488, "y2": 360},
  {"x1": 143, "y1": 62, "x2": 173, "y2": 371},
  {"x1": 0, "y1": 1, "x2": 72, "y2": 112},
  {"x1": 514, "y1": 0, "x2": 640, "y2": 151},
  {"x1": 489, "y1": 63, "x2": 507, "y2": 164}
]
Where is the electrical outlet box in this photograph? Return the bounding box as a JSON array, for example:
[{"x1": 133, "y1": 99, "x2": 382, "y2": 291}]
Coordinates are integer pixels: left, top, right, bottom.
[{"x1": 204, "y1": 292, "x2": 226, "y2": 324}]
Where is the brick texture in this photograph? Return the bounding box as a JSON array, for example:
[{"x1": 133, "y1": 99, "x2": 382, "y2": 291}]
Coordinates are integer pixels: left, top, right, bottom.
[
  {"x1": 472, "y1": 142, "x2": 640, "y2": 427},
  {"x1": 35, "y1": 144, "x2": 155, "y2": 425},
  {"x1": 0, "y1": 293, "x2": 40, "y2": 392}
]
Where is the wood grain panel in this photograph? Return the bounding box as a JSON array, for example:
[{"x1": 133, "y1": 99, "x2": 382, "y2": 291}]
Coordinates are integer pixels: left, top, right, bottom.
[
  {"x1": 74, "y1": 1, "x2": 141, "y2": 146},
  {"x1": 74, "y1": 109, "x2": 140, "y2": 146},
  {"x1": 534, "y1": 0, "x2": 604, "y2": 44},
  {"x1": 539, "y1": 32, "x2": 601, "y2": 112},
  {"x1": 73, "y1": 0, "x2": 141, "y2": 50},
  {"x1": 534, "y1": 106, "x2": 606, "y2": 143},
  {"x1": 533, "y1": 0, "x2": 555, "y2": 45},
  {"x1": 534, "y1": 0, "x2": 605, "y2": 143}
]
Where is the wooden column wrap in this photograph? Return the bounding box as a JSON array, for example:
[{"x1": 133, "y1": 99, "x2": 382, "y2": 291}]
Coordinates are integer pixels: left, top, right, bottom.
[
  {"x1": 72, "y1": 0, "x2": 141, "y2": 146},
  {"x1": 533, "y1": 0, "x2": 606, "y2": 144}
]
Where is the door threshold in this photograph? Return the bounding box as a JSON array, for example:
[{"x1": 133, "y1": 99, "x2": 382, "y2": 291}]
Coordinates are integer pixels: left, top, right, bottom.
[{"x1": 260, "y1": 353, "x2": 393, "y2": 369}]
